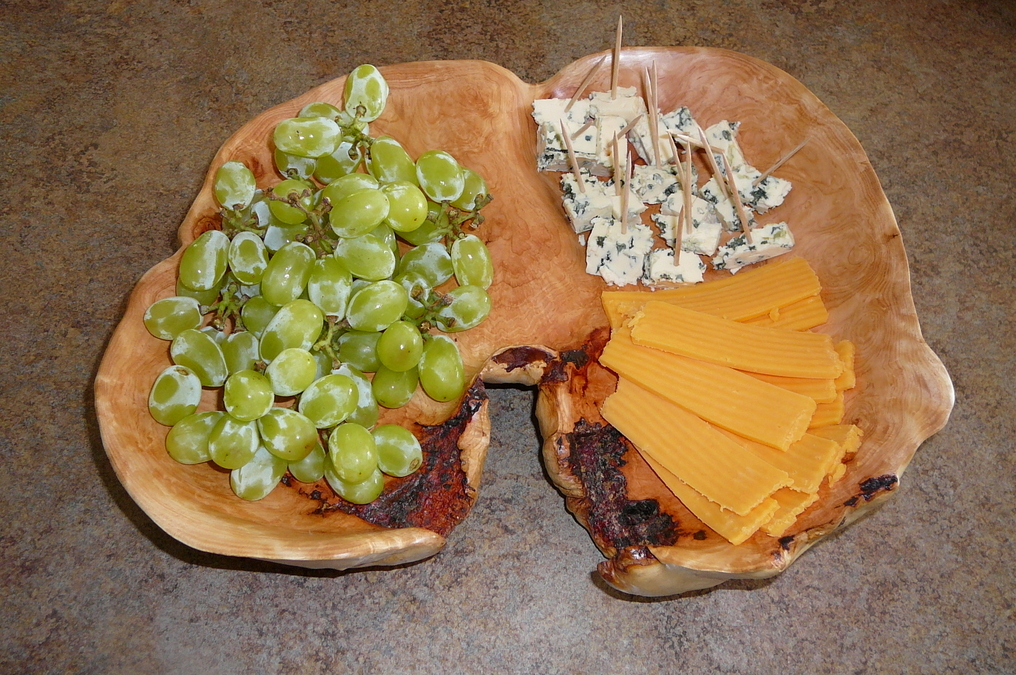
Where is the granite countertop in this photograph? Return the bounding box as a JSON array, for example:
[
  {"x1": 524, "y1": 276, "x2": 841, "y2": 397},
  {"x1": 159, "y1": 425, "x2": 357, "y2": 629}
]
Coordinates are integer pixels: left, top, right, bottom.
[{"x1": 2, "y1": 1, "x2": 1013, "y2": 673}]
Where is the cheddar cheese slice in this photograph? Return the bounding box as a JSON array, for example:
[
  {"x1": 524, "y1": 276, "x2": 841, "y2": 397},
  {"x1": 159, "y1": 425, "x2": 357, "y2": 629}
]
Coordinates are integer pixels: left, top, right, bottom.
[
  {"x1": 762, "y1": 488, "x2": 820, "y2": 537},
  {"x1": 602, "y1": 378, "x2": 791, "y2": 516},
  {"x1": 600, "y1": 329, "x2": 816, "y2": 451}
]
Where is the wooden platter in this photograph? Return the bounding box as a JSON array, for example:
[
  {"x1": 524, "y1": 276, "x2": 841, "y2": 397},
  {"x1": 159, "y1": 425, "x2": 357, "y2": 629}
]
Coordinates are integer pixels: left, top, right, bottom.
[{"x1": 94, "y1": 47, "x2": 954, "y2": 595}]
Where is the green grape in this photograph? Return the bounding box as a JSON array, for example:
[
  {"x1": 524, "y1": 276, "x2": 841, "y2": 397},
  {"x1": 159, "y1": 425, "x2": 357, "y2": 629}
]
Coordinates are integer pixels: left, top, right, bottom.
[
  {"x1": 325, "y1": 461, "x2": 384, "y2": 504},
  {"x1": 345, "y1": 280, "x2": 408, "y2": 332},
  {"x1": 449, "y1": 167, "x2": 489, "y2": 211},
  {"x1": 337, "y1": 330, "x2": 382, "y2": 373},
  {"x1": 264, "y1": 347, "x2": 317, "y2": 396},
  {"x1": 230, "y1": 444, "x2": 288, "y2": 500},
  {"x1": 148, "y1": 365, "x2": 202, "y2": 425},
  {"x1": 376, "y1": 321, "x2": 423, "y2": 372},
  {"x1": 314, "y1": 139, "x2": 363, "y2": 184},
  {"x1": 344, "y1": 64, "x2": 389, "y2": 123},
  {"x1": 367, "y1": 136, "x2": 417, "y2": 185},
  {"x1": 222, "y1": 369, "x2": 274, "y2": 421},
  {"x1": 415, "y1": 150, "x2": 464, "y2": 203},
  {"x1": 179, "y1": 229, "x2": 229, "y2": 292},
  {"x1": 312, "y1": 348, "x2": 333, "y2": 379},
  {"x1": 401, "y1": 200, "x2": 450, "y2": 246},
  {"x1": 397, "y1": 241, "x2": 453, "y2": 287},
  {"x1": 333, "y1": 233, "x2": 396, "y2": 281},
  {"x1": 208, "y1": 414, "x2": 260, "y2": 470},
  {"x1": 166, "y1": 411, "x2": 222, "y2": 464},
  {"x1": 260, "y1": 241, "x2": 314, "y2": 306},
  {"x1": 395, "y1": 273, "x2": 430, "y2": 320},
  {"x1": 372, "y1": 364, "x2": 419, "y2": 409},
  {"x1": 334, "y1": 364, "x2": 379, "y2": 428},
  {"x1": 240, "y1": 295, "x2": 279, "y2": 338},
  {"x1": 259, "y1": 299, "x2": 325, "y2": 362},
  {"x1": 372, "y1": 424, "x2": 424, "y2": 477},
  {"x1": 307, "y1": 256, "x2": 352, "y2": 318},
  {"x1": 257, "y1": 407, "x2": 319, "y2": 462},
  {"x1": 298, "y1": 373, "x2": 357, "y2": 428},
  {"x1": 143, "y1": 296, "x2": 202, "y2": 340},
  {"x1": 262, "y1": 221, "x2": 310, "y2": 253},
  {"x1": 214, "y1": 161, "x2": 258, "y2": 209},
  {"x1": 288, "y1": 440, "x2": 326, "y2": 483},
  {"x1": 327, "y1": 422, "x2": 378, "y2": 484},
  {"x1": 221, "y1": 330, "x2": 260, "y2": 374},
  {"x1": 450, "y1": 234, "x2": 494, "y2": 289},
  {"x1": 170, "y1": 328, "x2": 228, "y2": 387},
  {"x1": 382, "y1": 181, "x2": 428, "y2": 232},
  {"x1": 273, "y1": 116, "x2": 342, "y2": 158},
  {"x1": 268, "y1": 179, "x2": 314, "y2": 225},
  {"x1": 273, "y1": 149, "x2": 317, "y2": 181},
  {"x1": 418, "y1": 334, "x2": 466, "y2": 402},
  {"x1": 434, "y1": 285, "x2": 491, "y2": 333},
  {"x1": 328, "y1": 188, "x2": 391, "y2": 238},
  {"x1": 175, "y1": 275, "x2": 222, "y2": 306},
  {"x1": 320, "y1": 173, "x2": 379, "y2": 205},
  {"x1": 371, "y1": 222, "x2": 400, "y2": 259},
  {"x1": 227, "y1": 231, "x2": 269, "y2": 285},
  {"x1": 299, "y1": 101, "x2": 342, "y2": 119}
]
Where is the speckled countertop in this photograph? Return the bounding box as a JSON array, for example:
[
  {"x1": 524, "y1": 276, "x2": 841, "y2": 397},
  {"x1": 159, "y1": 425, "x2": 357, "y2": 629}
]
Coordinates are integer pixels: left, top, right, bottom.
[{"x1": 2, "y1": 1, "x2": 1013, "y2": 673}]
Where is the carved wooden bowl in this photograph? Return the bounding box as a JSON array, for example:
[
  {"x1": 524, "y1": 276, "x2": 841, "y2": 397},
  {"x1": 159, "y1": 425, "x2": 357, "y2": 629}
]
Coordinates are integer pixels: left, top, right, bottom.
[{"x1": 94, "y1": 47, "x2": 953, "y2": 595}]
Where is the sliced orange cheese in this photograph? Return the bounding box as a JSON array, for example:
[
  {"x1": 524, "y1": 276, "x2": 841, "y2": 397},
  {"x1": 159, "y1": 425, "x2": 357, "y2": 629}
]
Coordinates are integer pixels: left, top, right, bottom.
[
  {"x1": 746, "y1": 372, "x2": 838, "y2": 403},
  {"x1": 744, "y1": 294, "x2": 830, "y2": 331},
  {"x1": 810, "y1": 392, "x2": 846, "y2": 428},
  {"x1": 714, "y1": 427, "x2": 846, "y2": 494},
  {"x1": 600, "y1": 329, "x2": 816, "y2": 451},
  {"x1": 601, "y1": 378, "x2": 791, "y2": 516},
  {"x1": 762, "y1": 488, "x2": 820, "y2": 537},
  {"x1": 834, "y1": 340, "x2": 856, "y2": 390},
  {"x1": 628, "y1": 301, "x2": 843, "y2": 379},
  {"x1": 601, "y1": 256, "x2": 822, "y2": 329},
  {"x1": 810, "y1": 424, "x2": 864, "y2": 458},
  {"x1": 640, "y1": 452, "x2": 780, "y2": 546}
]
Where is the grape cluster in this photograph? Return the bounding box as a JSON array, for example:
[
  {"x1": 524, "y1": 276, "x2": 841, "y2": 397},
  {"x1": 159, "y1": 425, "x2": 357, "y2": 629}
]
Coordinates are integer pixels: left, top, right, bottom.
[{"x1": 143, "y1": 64, "x2": 494, "y2": 504}]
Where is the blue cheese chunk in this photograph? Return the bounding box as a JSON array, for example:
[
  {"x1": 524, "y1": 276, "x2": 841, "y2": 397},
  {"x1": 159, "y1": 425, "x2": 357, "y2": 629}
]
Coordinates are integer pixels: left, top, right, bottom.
[
  {"x1": 560, "y1": 172, "x2": 615, "y2": 234},
  {"x1": 531, "y1": 98, "x2": 591, "y2": 127},
  {"x1": 593, "y1": 115, "x2": 628, "y2": 175},
  {"x1": 746, "y1": 175, "x2": 793, "y2": 213},
  {"x1": 705, "y1": 120, "x2": 748, "y2": 169},
  {"x1": 652, "y1": 210, "x2": 723, "y2": 257},
  {"x1": 712, "y1": 222, "x2": 795, "y2": 273},
  {"x1": 585, "y1": 216, "x2": 654, "y2": 286},
  {"x1": 631, "y1": 164, "x2": 680, "y2": 204},
  {"x1": 628, "y1": 114, "x2": 678, "y2": 165},
  {"x1": 662, "y1": 106, "x2": 697, "y2": 136},
  {"x1": 588, "y1": 87, "x2": 646, "y2": 123},
  {"x1": 535, "y1": 120, "x2": 598, "y2": 173},
  {"x1": 644, "y1": 248, "x2": 706, "y2": 286},
  {"x1": 700, "y1": 176, "x2": 757, "y2": 232}
]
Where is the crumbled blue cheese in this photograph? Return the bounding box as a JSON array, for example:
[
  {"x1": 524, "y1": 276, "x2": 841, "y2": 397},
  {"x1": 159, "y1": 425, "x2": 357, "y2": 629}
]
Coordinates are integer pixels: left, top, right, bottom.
[
  {"x1": 585, "y1": 216, "x2": 654, "y2": 286},
  {"x1": 588, "y1": 87, "x2": 646, "y2": 123},
  {"x1": 630, "y1": 164, "x2": 680, "y2": 204},
  {"x1": 560, "y1": 172, "x2": 615, "y2": 234},
  {"x1": 644, "y1": 248, "x2": 706, "y2": 285},
  {"x1": 712, "y1": 222, "x2": 795, "y2": 273},
  {"x1": 652, "y1": 211, "x2": 723, "y2": 257}
]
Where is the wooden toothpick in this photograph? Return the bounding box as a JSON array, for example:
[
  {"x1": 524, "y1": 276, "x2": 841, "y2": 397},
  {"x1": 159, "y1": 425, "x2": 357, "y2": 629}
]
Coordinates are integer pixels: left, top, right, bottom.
[
  {"x1": 695, "y1": 123, "x2": 731, "y2": 202},
  {"x1": 566, "y1": 54, "x2": 607, "y2": 113},
  {"x1": 621, "y1": 150, "x2": 632, "y2": 234},
  {"x1": 754, "y1": 138, "x2": 808, "y2": 186},
  {"x1": 643, "y1": 66, "x2": 659, "y2": 166},
  {"x1": 611, "y1": 15, "x2": 623, "y2": 99},
  {"x1": 651, "y1": 61, "x2": 662, "y2": 165},
  {"x1": 560, "y1": 119, "x2": 585, "y2": 194},
  {"x1": 571, "y1": 118, "x2": 595, "y2": 140},
  {"x1": 612, "y1": 132, "x2": 622, "y2": 196},
  {"x1": 617, "y1": 112, "x2": 645, "y2": 140},
  {"x1": 720, "y1": 151, "x2": 753, "y2": 243}
]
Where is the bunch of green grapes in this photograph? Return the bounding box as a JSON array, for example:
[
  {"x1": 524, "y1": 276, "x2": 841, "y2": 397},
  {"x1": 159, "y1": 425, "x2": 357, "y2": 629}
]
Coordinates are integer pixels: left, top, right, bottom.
[{"x1": 143, "y1": 64, "x2": 494, "y2": 504}]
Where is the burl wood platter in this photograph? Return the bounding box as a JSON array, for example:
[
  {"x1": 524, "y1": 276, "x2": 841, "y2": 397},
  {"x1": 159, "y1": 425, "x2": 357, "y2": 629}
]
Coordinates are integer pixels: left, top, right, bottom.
[{"x1": 94, "y1": 48, "x2": 954, "y2": 596}]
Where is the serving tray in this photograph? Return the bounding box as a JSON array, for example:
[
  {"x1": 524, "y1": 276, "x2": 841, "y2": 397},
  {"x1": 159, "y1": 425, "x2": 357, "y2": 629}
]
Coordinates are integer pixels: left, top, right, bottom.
[{"x1": 94, "y1": 47, "x2": 954, "y2": 595}]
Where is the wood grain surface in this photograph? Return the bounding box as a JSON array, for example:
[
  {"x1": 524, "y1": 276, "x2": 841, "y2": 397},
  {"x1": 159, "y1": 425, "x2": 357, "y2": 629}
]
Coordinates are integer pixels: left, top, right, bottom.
[{"x1": 94, "y1": 47, "x2": 953, "y2": 593}]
